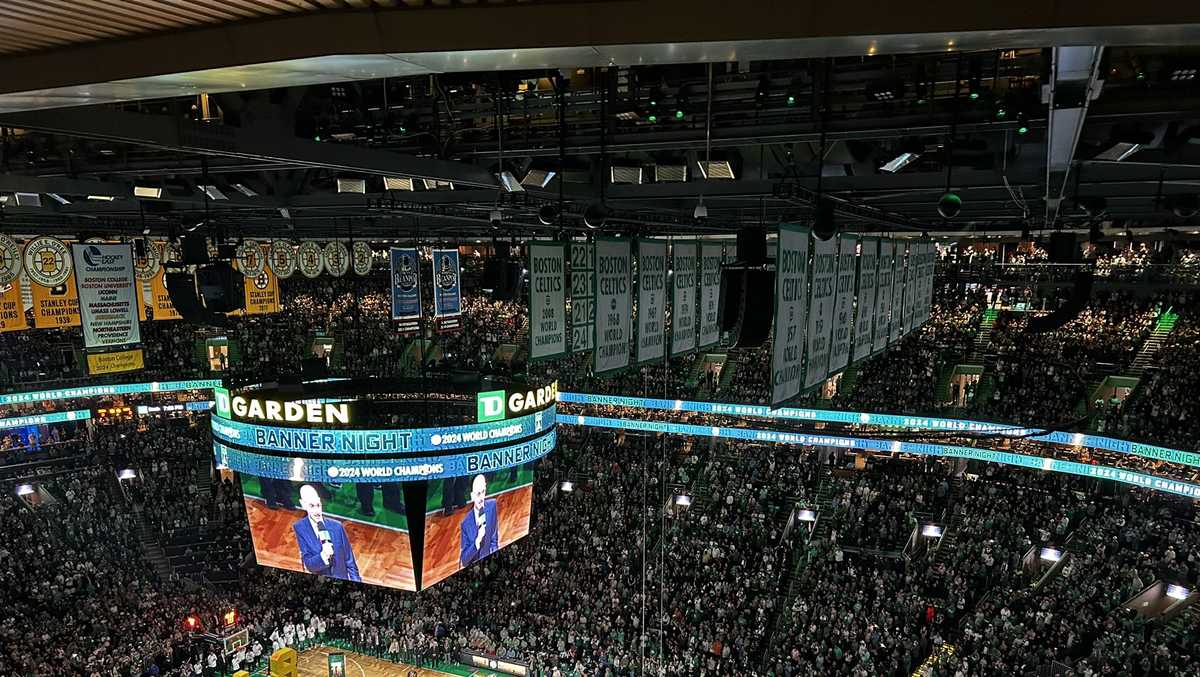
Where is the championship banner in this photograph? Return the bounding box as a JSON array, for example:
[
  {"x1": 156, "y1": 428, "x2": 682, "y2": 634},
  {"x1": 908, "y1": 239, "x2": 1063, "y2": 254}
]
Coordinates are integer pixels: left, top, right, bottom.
[
  {"x1": 893, "y1": 243, "x2": 910, "y2": 341},
  {"x1": 71, "y1": 243, "x2": 141, "y2": 349},
  {"x1": 698, "y1": 242, "x2": 723, "y2": 348},
  {"x1": 389, "y1": 248, "x2": 422, "y2": 335},
  {"x1": 528, "y1": 242, "x2": 567, "y2": 361},
  {"x1": 669, "y1": 241, "x2": 698, "y2": 356},
  {"x1": 32, "y1": 274, "x2": 80, "y2": 328},
  {"x1": 432, "y1": 248, "x2": 463, "y2": 332},
  {"x1": 149, "y1": 268, "x2": 182, "y2": 321},
  {"x1": 872, "y1": 240, "x2": 894, "y2": 353},
  {"x1": 0, "y1": 234, "x2": 21, "y2": 287},
  {"x1": 771, "y1": 224, "x2": 810, "y2": 407},
  {"x1": 635, "y1": 239, "x2": 667, "y2": 364},
  {"x1": 804, "y1": 234, "x2": 838, "y2": 389},
  {"x1": 0, "y1": 278, "x2": 26, "y2": 333},
  {"x1": 852, "y1": 237, "x2": 879, "y2": 363},
  {"x1": 569, "y1": 241, "x2": 594, "y2": 353},
  {"x1": 243, "y1": 265, "x2": 281, "y2": 315},
  {"x1": 593, "y1": 236, "x2": 632, "y2": 375},
  {"x1": 921, "y1": 243, "x2": 935, "y2": 325},
  {"x1": 87, "y1": 348, "x2": 145, "y2": 375},
  {"x1": 827, "y1": 233, "x2": 858, "y2": 375}
]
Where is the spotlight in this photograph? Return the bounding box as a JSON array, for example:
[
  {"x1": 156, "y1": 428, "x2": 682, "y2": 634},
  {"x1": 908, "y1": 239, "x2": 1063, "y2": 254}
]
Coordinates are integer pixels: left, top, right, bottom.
[
  {"x1": 497, "y1": 171, "x2": 525, "y2": 193},
  {"x1": 584, "y1": 203, "x2": 610, "y2": 229},
  {"x1": 1169, "y1": 194, "x2": 1200, "y2": 218},
  {"x1": 538, "y1": 205, "x2": 559, "y2": 225},
  {"x1": 693, "y1": 203, "x2": 708, "y2": 220},
  {"x1": 937, "y1": 192, "x2": 962, "y2": 219},
  {"x1": 489, "y1": 209, "x2": 503, "y2": 230}
]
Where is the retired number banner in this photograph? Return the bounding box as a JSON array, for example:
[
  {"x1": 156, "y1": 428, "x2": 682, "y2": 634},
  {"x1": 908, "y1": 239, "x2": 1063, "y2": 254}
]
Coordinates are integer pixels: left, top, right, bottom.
[
  {"x1": 670, "y1": 241, "x2": 698, "y2": 356},
  {"x1": 432, "y1": 249, "x2": 462, "y2": 333},
  {"x1": 771, "y1": 224, "x2": 810, "y2": 407},
  {"x1": 389, "y1": 248, "x2": 422, "y2": 335},
  {"x1": 827, "y1": 233, "x2": 858, "y2": 375},
  {"x1": 852, "y1": 237, "x2": 879, "y2": 363},
  {"x1": 71, "y1": 243, "x2": 141, "y2": 349},
  {"x1": 804, "y1": 234, "x2": 838, "y2": 389},
  {"x1": 698, "y1": 242, "x2": 723, "y2": 348},
  {"x1": 873, "y1": 240, "x2": 894, "y2": 353},
  {"x1": 528, "y1": 242, "x2": 567, "y2": 361},
  {"x1": 635, "y1": 239, "x2": 667, "y2": 364},
  {"x1": 893, "y1": 243, "x2": 908, "y2": 342},
  {"x1": 569, "y1": 241, "x2": 594, "y2": 353},
  {"x1": 593, "y1": 237, "x2": 632, "y2": 375}
]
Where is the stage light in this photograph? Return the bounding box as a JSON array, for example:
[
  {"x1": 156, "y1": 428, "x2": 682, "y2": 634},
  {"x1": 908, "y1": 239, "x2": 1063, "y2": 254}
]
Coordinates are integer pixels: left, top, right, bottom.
[
  {"x1": 584, "y1": 203, "x2": 610, "y2": 229},
  {"x1": 489, "y1": 209, "x2": 503, "y2": 230},
  {"x1": 497, "y1": 171, "x2": 525, "y2": 193},
  {"x1": 118, "y1": 468, "x2": 137, "y2": 480},
  {"x1": 134, "y1": 186, "x2": 163, "y2": 199},
  {"x1": 538, "y1": 205, "x2": 559, "y2": 225},
  {"x1": 1039, "y1": 547, "x2": 1063, "y2": 562},
  {"x1": 383, "y1": 176, "x2": 415, "y2": 191},
  {"x1": 693, "y1": 203, "x2": 708, "y2": 220},
  {"x1": 200, "y1": 185, "x2": 228, "y2": 200},
  {"x1": 937, "y1": 192, "x2": 962, "y2": 219},
  {"x1": 336, "y1": 178, "x2": 365, "y2": 194},
  {"x1": 1167, "y1": 584, "x2": 1191, "y2": 600},
  {"x1": 881, "y1": 152, "x2": 920, "y2": 173},
  {"x1": 15, "y1": 484, "x2": 34, "y2": 496}
]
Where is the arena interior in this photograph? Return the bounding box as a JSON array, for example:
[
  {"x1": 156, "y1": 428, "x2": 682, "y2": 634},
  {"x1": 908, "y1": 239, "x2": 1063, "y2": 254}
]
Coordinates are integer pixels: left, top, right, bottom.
[{"x1": 4, "y1": 4, "x2": 1200, "y2": 677}]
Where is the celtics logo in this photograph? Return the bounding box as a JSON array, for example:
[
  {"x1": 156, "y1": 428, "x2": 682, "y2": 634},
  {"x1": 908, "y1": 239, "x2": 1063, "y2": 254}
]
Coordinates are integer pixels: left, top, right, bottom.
[
  {"x1": 352, "y1": 241, "x2": 373, "y2": 276},
  {"x1": 269, "y1": 240, "x2": 296, "y2": 279},
  {"x1": 236, "y1": 239, "x2": 266, "y2": 278},
  {"x1": 394, "y1": 253, "x2": 418, "y2": 291},
  {"x1": 133, "y1": 240, "x2": 161, "y2": 281},
  {"x1": 297, "y1": 241, "x2": 323, "y2": 278},
  {"x1": 435, "y1": 254, "x2": 457, "y2": 290},
  {"x1": 323, "y1": 240, "x2": 350, "y2": 277},
  {"x1": 0, "y1": 234, "x2": 22, "y2": 286},
  {"x1": 23, "y1": 236, "x2": 72, "y2": 287}
]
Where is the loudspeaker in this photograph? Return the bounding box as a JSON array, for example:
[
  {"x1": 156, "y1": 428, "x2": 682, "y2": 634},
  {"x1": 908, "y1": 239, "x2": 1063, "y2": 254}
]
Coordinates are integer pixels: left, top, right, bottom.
[
  {"x1": 181, "y1": 234, "x2": 209, "y2": 265},
  {"x1": 483, "y1": 258, "x2": 523, "y2": 300},
  {"x1": 1027, "y1": 270, "x2": 1093, "y2": 333},
  {"x1": 737, "y1": 227, "x2": 768, "y2": 265},
  {"x1": 165, "y1": 271, "x2": 228, "y2": 327},
  {"x1": 719, "y1": 267, "x2": 775, "y2": 347},
  {"x1": 300, "y1": 357, "x2": 329, "y2": 381},
  {"x1": 1048, "y1": 232, "x2": 1079, "y2": 263},
  {"x1": 812, "y1": 198, "x2": 837, "y2": 241},
  {"x1": 196, "y1": 262, "x2": 245, "y2": 313}
]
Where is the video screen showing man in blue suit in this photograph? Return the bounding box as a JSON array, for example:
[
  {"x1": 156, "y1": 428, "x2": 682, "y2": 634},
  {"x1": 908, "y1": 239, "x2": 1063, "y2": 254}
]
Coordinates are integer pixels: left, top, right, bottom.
[
  {"x1": 293, "y1": 484, "x2": 362, "y2": 582},
  {"x1": 459, "y1": 474, "x2": 500, "y2": 568}
]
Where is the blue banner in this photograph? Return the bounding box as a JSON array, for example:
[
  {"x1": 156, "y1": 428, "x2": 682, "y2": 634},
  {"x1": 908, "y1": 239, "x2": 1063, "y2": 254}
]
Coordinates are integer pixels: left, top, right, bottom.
[
  {"x1": 0, "y1": 409, "x2": 91, "y2": 430},
  {"x1": 558, "y1": 414, "x2": 1200, "y2": 500},
  {"x1": 432, "y1": 248, "x2": 462, "y2": 332},
  {"x1": 389, "y1": 248, "x2": 422, "y2": 334},
  {"x1": 0, "y1": 380, "x2": 220, "y2": 407}
]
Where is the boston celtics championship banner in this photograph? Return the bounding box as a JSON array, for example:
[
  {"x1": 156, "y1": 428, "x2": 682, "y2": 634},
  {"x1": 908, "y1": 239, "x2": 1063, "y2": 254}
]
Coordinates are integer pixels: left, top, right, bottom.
[
  {"x1": 432, "y1": 248, "x2": 463, "y2": 333},
  {"x1": 569, "y1": 240, "x2": 594, "y2": 353},
  {"x1": 70, "y1": 243, "x2": 141, "y2": 350},
  {"x1": 698, "y1": 241, "x2": 723, "y2": 348},
  {"x1": 771, "y1": 224, "x2": 810, "y2": 407},
  {"x1": 389, "y1": 248, "x2": 422, "y2": 335},
  {"x1": 528, "y1": 242, "x2": 567, "y2": 361},
  {"x1": 593, "y1": 237, "x2": 632, "y2": 375},
  {"x1": 827, "y1": 233, "x2": 858, "y2": 375},
  {"x1": 893, "y1": 242, "x2": 909, "y2": 342},
  {"x1": 635, "y1": 239, "x2": 667, "y2": 364},
  {"x1": 804, "y1": 234, "x2": 838, "y2": 389},
  {"x1": 872, "y1": 239, "x2": 894, "y2": 353},
  {"x1": 852, "y1": 237, "x2": 879, "y2": 363},
  {"x1": 669, "y1": 241, "x2": 698, "y2": 356}
]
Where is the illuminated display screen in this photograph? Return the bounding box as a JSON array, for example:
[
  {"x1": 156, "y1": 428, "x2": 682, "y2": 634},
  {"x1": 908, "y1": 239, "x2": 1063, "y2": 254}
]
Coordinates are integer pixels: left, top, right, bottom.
[
  {"x1": 0, "y1": 379, "x2": 220, "y2": 406},
  {"x1": 211, "y1": 406, "x2": 554, "y2": 455},
  {"x1": 0, "y1": 409, "x2": 91, "y2": 429},
  {"x1": 560, "y1": 414, "x2": 1200, "y2": 500}
]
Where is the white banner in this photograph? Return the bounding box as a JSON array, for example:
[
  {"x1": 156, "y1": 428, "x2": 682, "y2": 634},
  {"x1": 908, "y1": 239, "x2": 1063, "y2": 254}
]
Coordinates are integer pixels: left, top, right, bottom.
[
  {"x1": 594, "y1": 237, "x2": 632, "y2": 374},
  {"x1": 852, "y1": 237, "x2": 879, "y2": 363},
  {"x1": 670, "y1": 241, "x2": 698, "y2": 356},
  {"x1": 698, "y1": 241, "x2": 723, "y2": 348},
  {"x1": 529, "y1": 243, "x2": 567, "y2": 361},
  {"x1": 570, "y1": 241, "x2": 594, "y2": 353},
  {"x1": 636, "y1": 240, "x2": 667, "y2": 364},
  {"x1": 873, "y1": 240, "x2": 894, "y2": 353},
  {"x1": 888, "y1": 242, "x2": 902, "y2": 343},
  {"x1": 71, "y1": 243, "x2": 141, "y2": 349},
  {"x1": 921, "y1": 243, "x2": 936, "y2": 326},
  {"x1": 804, "y1": 235, "x2": 838, "y2": 389},
  {"x1": 771, "y1": 225, "x2": 810, "y2": 406},
  {"x1": 827, "y1": 233, "x2": 858, "y2": 375}
]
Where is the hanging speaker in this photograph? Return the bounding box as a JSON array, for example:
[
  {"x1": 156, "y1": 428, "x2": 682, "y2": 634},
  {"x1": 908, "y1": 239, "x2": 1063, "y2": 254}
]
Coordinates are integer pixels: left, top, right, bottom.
[
  {"x1": 719, "y1": 267, "x2": 775, "y2": 347},
  {"x1": 1027, "y1": 270, "x2": 1093, "y2": 333}
]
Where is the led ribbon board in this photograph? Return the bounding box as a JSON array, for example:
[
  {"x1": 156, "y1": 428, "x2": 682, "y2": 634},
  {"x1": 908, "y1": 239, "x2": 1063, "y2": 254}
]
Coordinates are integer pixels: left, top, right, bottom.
[
  {"x1": 0, "y1": 409, "x2": 91, "y2": 429},
  {"x1": 559, "y1": 414, "x2": 1200, "y2": 500},
  {"x1": 0, "y1": 379, "x2": 221, "y2": 406},
  {"x1": 558, "y1": 393, "x2": 1200, "y2": 468},
  {"x1": 212, "y1": 405, "x2": 556, "y2": 482}
]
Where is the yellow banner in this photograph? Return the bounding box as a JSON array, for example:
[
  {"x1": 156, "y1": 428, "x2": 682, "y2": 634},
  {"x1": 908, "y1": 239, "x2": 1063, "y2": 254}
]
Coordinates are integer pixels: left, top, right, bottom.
[
  {"x1": 243, "y1": 263, "x2": 281, "y2": 315},
  {"x1": 0, "y1": 279, "x2": 27, "y2": 333},
  {"x1": 32, "y1": 274, "x2": 80, "y2": 328},
  {"x1": 87, "y1": 348, "x2": 145, "y2": 375},
  {"x1": 150, "y1": 269, "x2": 182, "y2": 321}
]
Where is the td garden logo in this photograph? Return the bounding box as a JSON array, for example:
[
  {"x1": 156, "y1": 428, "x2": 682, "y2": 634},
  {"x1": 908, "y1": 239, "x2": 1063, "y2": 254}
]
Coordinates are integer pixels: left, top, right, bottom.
[{"x1": 476, "y1": 382, "x2": 559, "y2": 422}]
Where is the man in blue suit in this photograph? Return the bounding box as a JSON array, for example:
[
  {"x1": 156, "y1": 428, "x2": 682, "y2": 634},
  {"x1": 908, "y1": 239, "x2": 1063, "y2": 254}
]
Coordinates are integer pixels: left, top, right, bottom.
[
  {"x1": 459, "y1": 474, "x2": 500, "y2": 568},
  {"x1": 293, "y1": 484, "x2": 362, "y2": 582}
]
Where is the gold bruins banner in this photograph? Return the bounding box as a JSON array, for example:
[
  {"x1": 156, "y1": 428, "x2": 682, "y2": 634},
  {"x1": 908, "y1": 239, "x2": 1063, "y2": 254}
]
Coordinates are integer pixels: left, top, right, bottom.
[
  {"x1": 244, "y1": 264, "x2": 281, "y2": 315},
  {"x1": 0, "y1": 279, "x2": 26, "y2": 333},
  {"x1": 31, "y1": 274, "x2": 81, "y2": 329},
  {"x1": 149, "y1": 268, "x2": 182, "y2": 321}
]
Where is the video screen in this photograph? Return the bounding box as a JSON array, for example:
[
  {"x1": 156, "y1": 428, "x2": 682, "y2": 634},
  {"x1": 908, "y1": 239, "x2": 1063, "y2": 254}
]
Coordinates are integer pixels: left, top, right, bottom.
[
  {"x1": 421, "y1": 464, "x2": 535, "y2": 589},
  {"x1": 240, "y1": 474, "x2": 416, "y2": 591}
]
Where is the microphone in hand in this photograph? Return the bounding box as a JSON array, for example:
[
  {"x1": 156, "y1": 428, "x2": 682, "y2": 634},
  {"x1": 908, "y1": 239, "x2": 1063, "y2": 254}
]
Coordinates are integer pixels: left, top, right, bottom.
[
  {"x1": 475, "y1": 514, "x2": 487, "y2": 549},
  {"x1": 317, "y1": 520, "x2": 334, "y2": 565}
]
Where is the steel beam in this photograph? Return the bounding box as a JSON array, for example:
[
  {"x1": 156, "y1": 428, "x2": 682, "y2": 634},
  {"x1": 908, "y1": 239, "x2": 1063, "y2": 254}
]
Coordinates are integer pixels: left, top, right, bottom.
[{"x1": 1043, "y1": 46, "x2": 1105, "y2": 226}]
